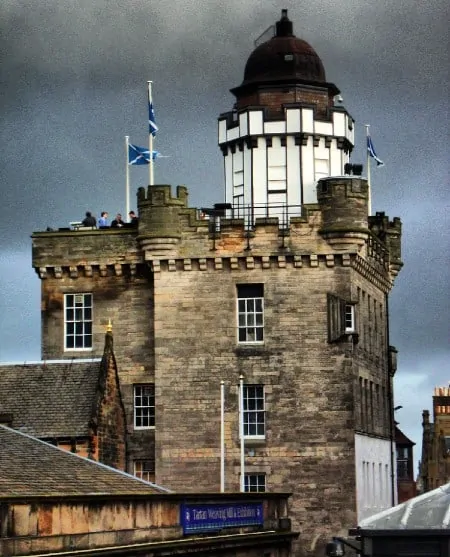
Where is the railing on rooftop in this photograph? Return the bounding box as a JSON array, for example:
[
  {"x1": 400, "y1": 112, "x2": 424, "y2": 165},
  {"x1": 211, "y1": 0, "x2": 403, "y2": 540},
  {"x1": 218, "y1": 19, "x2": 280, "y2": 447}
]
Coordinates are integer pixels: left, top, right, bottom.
[{"x1": 201, "y1": 202, "x2": 304, "y2": 233}]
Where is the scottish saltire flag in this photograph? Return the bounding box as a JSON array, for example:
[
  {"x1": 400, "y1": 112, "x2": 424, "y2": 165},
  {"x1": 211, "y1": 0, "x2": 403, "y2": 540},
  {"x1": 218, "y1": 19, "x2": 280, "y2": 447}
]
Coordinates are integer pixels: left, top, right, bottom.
[
  {"x1": 128, "y1": 144, "x2": 161, "y2": 165},
  {"x1": 128, "y1": 144, "x2": 150, "y2": 165},
  {"x1": 149, "y1": 101, "x2": 158, "y2": 136},
  {"x1": 367, "y1": 136, "x2": 384, "y2": 167}
]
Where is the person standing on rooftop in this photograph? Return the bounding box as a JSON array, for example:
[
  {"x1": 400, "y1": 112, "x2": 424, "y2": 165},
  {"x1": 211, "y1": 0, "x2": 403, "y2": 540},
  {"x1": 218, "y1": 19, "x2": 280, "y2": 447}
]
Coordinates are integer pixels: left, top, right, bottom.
[
  {"x1": 82, "y1": 211, "x2": 96, "y2": 227},
  {"x1": 98, "y1": 211, "x2": 109, "y2": 227}
]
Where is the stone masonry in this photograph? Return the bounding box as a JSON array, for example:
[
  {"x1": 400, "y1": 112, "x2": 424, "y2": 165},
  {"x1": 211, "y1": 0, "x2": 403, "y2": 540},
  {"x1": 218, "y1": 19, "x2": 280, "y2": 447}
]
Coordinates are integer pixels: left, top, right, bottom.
[{"x1": 32, "y1": 177, "x2": 402, "y2": 556}]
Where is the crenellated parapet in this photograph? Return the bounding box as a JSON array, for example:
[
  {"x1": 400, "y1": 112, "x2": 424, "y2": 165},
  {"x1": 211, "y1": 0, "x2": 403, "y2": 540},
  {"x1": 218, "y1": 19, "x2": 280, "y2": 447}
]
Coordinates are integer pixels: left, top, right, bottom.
[
  {"x1": 369, "y1": 212, "x2": 403, "y2": 278},
  {"x1": 32, "y1": 183, "x2": 401, "y2": 287},
  {"x1": 137, "y1": 185, "x2": 199, "y2": 257}
]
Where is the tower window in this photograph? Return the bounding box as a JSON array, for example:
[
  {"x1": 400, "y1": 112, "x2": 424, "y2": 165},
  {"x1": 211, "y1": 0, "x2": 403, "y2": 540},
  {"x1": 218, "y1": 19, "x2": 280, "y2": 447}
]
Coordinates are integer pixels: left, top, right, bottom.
[
  {"x1": 345, "y1": 304, "x2": 356, "y2": 333},
  {"x1": 64, "y1": 293, "x2": 92, "y2": 350},
  {"x1": 237, "y1": 284, "x2": 264, "y2": 343},
  {"x1": 284, "y1": 53, "x2": 294, "y2": 61},
  {"x1": 327, "y1": 293, "x2": 357, "y2": 341},
  {"x1": 134, "y1": 384, "x2": 155, "y2": 429},
  {"x1": 245, "y1": 473, "x2": 266, "y2": 492},
  {"x1": 243, "y1": 384, "x2": 265, "y2": 438}
]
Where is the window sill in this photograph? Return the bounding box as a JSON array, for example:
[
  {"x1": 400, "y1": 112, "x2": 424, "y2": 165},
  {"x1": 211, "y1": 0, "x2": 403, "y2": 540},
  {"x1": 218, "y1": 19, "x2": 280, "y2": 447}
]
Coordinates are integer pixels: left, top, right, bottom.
[
  {"x1": 235, "y1": 345, "x2": 266, "y2": 357},
  {"x1": 241, "y1": 437, "x2": 266, "y2": 447},
  {"x1": 134, "y1": 426, "x2": 155, "y2": 431}
]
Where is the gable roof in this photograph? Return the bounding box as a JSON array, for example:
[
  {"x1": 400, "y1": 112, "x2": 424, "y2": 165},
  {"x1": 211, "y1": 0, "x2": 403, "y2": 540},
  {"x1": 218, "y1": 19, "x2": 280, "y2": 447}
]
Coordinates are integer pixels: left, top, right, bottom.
[
  {"x1": 0, "y1": 425, "x2": 170, "y2": 497},
  {"x1": 0, "y1": 359, "x2": 101, "y2": 438},
  {"x1": 358, "y1": 483, "x2": 450, "y2": 530},
  {"x1": 395, "y1": 425, "x2": 416, "y2": 446}
]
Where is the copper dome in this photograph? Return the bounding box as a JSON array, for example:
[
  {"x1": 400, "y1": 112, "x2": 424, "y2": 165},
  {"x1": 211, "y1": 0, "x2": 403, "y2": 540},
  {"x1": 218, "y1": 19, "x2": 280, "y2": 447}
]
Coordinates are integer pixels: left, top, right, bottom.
[{"x1": 240, "y1": 10, "x2": 326, "y2": 87}]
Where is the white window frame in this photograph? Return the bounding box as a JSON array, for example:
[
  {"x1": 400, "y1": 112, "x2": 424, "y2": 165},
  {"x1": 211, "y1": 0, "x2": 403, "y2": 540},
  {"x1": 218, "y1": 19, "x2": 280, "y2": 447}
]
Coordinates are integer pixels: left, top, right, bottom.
[
  {"x1": 237, "y1": 284, "x2": 264, "y2": 344},
  {"x1": 134, "y1": 459, "x2": 155, "y2": 482},
  {"x1": 134, "y1": 384, "x2": 155, "y2": 429},
  {"x1": 345, "y1": 303, "x2": 355, "y2": 333},
  {"x1": 243, "y1": 384, "x2": 265, "y2": 439},
  {"x1": 64, "y1": 293, "x2": 93, "y2": 351},
  {"x1": 244, "y1": 473, "x2": 266, "y2": 492}
]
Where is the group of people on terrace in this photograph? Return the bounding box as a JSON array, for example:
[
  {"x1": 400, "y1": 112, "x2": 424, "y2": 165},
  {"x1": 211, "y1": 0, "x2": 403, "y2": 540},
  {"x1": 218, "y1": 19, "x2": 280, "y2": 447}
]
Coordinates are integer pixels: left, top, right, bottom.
[{"x1": 81, "y1": 211, "x2": 138, "y2": 229}]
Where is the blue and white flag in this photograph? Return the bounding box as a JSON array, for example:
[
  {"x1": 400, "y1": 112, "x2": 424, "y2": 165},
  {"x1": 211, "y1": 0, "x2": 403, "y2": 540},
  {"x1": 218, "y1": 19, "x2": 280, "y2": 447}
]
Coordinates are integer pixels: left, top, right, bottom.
[
  {"x1": 128, "y1": 144, "x2": 161, "y2": 165},
  {"x1": 149, "y1": 101, "x2": 158, "y2": 136},
  {"x1": 367, "y1": 136, "x2": 384, "y2": 167}
]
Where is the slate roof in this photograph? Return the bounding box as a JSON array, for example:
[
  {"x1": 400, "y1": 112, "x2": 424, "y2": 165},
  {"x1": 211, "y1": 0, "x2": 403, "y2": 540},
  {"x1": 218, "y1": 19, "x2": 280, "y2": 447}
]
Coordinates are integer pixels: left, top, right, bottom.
[
  {"x1": 0, "y1": 426, "x2": 170, "y2": 497},
  {"x1": 0, "y1": 360, "x2": 101, "y2": 438},
  {"x1": 395, "y1": 425, "x2": 416, "y2": 446},
  {"x1": 358, "y1": 483, "x2": 450, "y2": 530}
]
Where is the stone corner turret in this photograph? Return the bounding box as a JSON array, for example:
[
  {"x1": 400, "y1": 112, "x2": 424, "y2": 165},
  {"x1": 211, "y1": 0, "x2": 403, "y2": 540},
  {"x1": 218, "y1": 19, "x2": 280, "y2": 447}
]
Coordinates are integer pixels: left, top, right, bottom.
[{"x1": 317, "y1": 176, "x2": 369, "y2": 250}]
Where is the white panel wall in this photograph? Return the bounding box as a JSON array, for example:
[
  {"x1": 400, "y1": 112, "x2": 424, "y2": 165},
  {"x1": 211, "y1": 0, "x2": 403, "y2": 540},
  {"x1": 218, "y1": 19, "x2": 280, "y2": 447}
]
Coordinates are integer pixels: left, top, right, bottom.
[
  {"x1": 333, "y1": 112, "x2": 346, "y2": 137},
  {"x1": 314, "y1": 137, "x2": 330, "y2": 184},
  {"x1": 239, "y1": 112, "x2": 248, "y2": 136},
  {"x1": 218, "y1": 120, "x2": 227, "y2": 144},
  {"x1": 286, "y1": 136, "x2": 301, "y2": 208},
  {"x1": 224, "y1": 152, "x2": 233, "y2": 205},
  {"x1": 330, "y1": 139, "x2": 343, "y2": 176},
  {"x1": 264, "y1": 121, "x2": 285, "y2": 134},
  {"x1": 355, "y1": 433, "x2": 395, "y2": 522},
  {"x1": 249, "y1": 111, "x2": 264, "y2": 135},
  {"x1": 314, "y1": 121, "x2": 333, "y2": 135},
  {"x1": 243, "y1": 145, "x2": 252, "y2": 216},
  {"x1": 301, "y1": 137, "x2": 315, "y2": 204},
  {"x1": 301, "y1": 108, "x2": 314, "y2": 133},
  {"x1": 267, "y1": 137, "x2": 286, "y2": 192},
  {"x1": 252, "y1": 139, "x2": 267, "y2": 207},
  {"x1": 286, "y1": 108, "x2": 301, "y2": 133},
  {"x1": 233, "y1": 150, "x2": 244, "y2": 189},
  {"x1": 227, "y1": 127, "x2": 240, "y2": 141}
]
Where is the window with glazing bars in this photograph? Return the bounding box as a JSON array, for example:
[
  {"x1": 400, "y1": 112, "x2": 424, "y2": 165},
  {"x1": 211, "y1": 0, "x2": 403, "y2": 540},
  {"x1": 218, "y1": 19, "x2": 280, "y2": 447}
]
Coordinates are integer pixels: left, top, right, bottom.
[
  {"x1": 134, "y1": 459, "x2": 155, "y2": 482},
  {"x1": 134, "y1": 384, "x2": 155, "y2": 428},
  {"x1": 244, "y1": 473, "x2": 266, "y2": 492},
  {"x1": 243, "y1": 384, "x2": 265, "y2": 438},
  {"x1": 64, "y1": 293, "x2": 92, "y2": 350},
  {"x1": 237, "y1": 284, "x2": 264, "y2": 343}
]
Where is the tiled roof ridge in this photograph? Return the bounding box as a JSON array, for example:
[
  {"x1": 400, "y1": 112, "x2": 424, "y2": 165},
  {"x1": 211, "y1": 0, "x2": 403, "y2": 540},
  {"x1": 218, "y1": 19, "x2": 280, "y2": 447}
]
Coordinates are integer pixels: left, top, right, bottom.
[
  {"x1": 0, "y1": 358, "x2": 102, "y2": 366},
  {"x1": 0, "y1": 425, "x2": 172, "y2": 493}
]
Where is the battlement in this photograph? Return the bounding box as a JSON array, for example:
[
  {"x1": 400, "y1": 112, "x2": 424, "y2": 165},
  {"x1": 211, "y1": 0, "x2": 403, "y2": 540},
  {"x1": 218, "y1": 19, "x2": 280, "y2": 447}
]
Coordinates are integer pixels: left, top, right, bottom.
[
  {"x1": 137, "y1": 184, "x2": 188, "y2": 206},
  {"x1": 32, "y1": 184, "x2": 401, "y2": 285}
]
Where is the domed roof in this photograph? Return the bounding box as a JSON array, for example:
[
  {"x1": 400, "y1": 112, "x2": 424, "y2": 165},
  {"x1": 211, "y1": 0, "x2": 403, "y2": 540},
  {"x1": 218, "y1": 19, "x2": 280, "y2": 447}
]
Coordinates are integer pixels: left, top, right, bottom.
[{"x1": 240, "y1": 10, "x2": 326, "y2": 87}]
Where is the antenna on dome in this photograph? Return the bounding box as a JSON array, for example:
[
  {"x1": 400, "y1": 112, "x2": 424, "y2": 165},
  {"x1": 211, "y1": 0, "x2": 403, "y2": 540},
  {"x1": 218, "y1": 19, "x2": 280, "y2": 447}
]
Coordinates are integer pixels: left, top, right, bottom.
[{"x1": 254, "y1": 25, "x2": 275, "y2": 47}]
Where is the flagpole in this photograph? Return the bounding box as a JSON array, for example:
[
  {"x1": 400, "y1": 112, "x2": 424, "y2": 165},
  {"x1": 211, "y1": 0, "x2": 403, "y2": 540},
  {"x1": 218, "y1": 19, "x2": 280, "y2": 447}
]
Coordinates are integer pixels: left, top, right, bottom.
[
  {"x1": 239, "y1": 375, "x2": 245, "y2": 492},
  {"x1": 365, "y1": 124, "x2": 371, "y2": 216},
  {"x1": 125, "y1": 135, "x2": 130, "y2": 217},
  {"x1": 148, "y1": 81, "x2": 154, "y2": 186},
  {"x1": 220, "y1": 380, "x2": 225, "y2": 492}
]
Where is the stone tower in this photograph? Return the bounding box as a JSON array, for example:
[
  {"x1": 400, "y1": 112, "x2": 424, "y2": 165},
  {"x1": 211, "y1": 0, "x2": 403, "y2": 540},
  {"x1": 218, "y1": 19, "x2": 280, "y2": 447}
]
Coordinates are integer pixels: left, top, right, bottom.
[{"x1": 31, "y1": 10, "x2": 403, "y2": 557}]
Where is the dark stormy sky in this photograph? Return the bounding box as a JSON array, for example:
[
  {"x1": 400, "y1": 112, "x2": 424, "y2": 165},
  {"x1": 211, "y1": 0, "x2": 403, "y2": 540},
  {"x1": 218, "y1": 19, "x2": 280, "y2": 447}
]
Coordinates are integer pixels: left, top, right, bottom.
[{"x1": 0, "y1": 0, "x2": 448, "y2": 471}]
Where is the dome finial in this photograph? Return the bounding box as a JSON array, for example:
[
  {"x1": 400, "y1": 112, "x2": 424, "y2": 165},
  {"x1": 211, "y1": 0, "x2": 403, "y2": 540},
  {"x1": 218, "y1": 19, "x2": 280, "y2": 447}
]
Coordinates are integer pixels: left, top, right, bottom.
[{"x1": 276, "y1": 8, "x2": 293, "y2": 37}]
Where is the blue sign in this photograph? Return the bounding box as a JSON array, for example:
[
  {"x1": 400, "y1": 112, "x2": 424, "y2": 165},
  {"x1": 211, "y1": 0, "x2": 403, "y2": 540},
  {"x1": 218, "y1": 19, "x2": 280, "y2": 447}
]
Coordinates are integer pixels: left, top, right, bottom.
[{"x1": 181, "y1": 502, "x2": 264, "y2": 534}]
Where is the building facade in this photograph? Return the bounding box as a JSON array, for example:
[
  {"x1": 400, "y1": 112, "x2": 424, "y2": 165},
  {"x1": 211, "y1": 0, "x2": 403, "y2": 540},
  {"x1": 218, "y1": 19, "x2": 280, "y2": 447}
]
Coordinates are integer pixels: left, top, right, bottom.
[
  {"x1": 395, "y1": 425, "x2": 416, "y2": 503},
  {"x1": 420, "y1": 385, "x2": 450, "y2": 492},
  {"x1": 30, "y1": 11, "x2": 403, "y2": 556}
]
